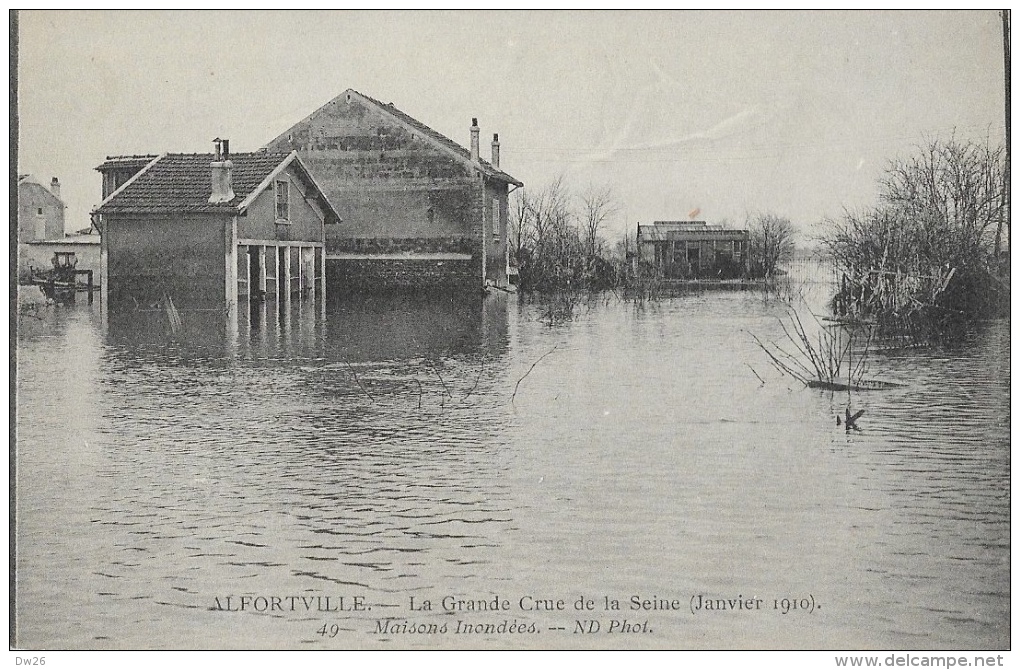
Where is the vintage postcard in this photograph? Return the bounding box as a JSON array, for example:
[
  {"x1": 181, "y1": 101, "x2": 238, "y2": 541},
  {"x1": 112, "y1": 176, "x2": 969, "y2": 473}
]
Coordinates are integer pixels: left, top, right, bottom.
[{"x1": 11, "y1": 10, "x2": 1010, "y2": 662}]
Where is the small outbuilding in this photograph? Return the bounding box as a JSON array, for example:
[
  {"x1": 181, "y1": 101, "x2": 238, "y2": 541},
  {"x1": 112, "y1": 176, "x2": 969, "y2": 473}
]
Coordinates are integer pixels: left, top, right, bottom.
[
  {"x1": 93, "y1": 140, "x2": 341, "y2": 315},
  {"x1": 637, "y1": 221, "x2": 749, "y2": 279}
]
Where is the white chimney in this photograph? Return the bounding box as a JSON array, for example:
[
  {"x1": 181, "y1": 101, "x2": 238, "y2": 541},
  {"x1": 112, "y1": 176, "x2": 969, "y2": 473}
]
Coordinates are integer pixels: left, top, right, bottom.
[
  {"x1": 209, "y1": 138, "x2": 235, "y2": 204},
  {"x1": 470, "y1": 118, "x2": 480, "y2": 162},
  {"x1": 491, "y1": 133, "x2": 500, "y2": 168},
  {"x1": 50, "y1": 177, "x2": 60, "y2": 199}
]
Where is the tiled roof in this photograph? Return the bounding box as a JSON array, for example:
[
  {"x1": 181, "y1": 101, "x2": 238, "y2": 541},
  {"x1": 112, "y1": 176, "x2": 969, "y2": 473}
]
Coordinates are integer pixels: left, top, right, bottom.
[
  {"x1": 356, "y1": 90, "x2": 523, "y2": 186},
  {"x1": 96, "y1": 152, "x2": 290, "y2": 214},
  {"x1": 95, "y1": 154, "x2": 160, "y2": 171}
]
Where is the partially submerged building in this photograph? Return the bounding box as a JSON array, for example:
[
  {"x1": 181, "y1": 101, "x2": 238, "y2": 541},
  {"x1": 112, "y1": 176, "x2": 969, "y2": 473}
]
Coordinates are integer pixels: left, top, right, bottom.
[
  {"x1": 637, "y1": 221, "x2": 749, "y2": 279},
  {"x1": 18, "y1": 174, "x2": 102, "y2": 283},
  {"x1": 266, "y1": 89, "x2": 523, "y2": 291},
  {"x1": 93, "y1": 141, "x2": 340, "y2": 314}
]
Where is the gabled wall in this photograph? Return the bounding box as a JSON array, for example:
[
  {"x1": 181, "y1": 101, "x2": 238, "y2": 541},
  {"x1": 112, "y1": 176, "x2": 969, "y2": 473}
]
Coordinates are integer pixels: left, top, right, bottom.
[
  {"x1": 267, "y1": 94, "x2": 481, "y2": 251},
  {"x1": 18, "y1": 181, "x2": 65, "y2": 241},
  {"x1": 237, "y1": 162, "x2": 326, "y2": 244}
]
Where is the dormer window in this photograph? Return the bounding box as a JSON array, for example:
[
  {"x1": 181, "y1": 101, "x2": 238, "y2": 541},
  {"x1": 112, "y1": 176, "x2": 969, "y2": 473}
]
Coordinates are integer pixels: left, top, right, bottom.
[{"x1": 275, "y1": 179, "x2": 290, "y2": 223}]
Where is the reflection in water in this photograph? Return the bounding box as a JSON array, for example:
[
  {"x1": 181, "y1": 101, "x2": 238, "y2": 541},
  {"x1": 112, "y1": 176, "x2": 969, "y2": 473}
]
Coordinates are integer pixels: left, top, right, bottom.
[
  {"x1": 14, "y1": 290, "x2": 1009, "y2": 650},
  {"x1": 321, "y1": 290, "x2": 509, "y2": 362},
  {"x1": 102, "y1": 290, "x2": 510, "y2": 365}
]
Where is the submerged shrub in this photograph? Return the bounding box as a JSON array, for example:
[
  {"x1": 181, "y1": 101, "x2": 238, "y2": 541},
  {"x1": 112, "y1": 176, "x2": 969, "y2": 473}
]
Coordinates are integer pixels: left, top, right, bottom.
[{"x1": 822, "y1": 136, "x2": 1009, "y2": 340}]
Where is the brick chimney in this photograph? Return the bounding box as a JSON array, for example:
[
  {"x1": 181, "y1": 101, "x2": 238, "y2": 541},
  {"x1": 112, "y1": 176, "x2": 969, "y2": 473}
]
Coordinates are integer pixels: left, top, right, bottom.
[
  {"x1": 49, "y1": 177, "x2": 60, "y2": 199},
  {"x1": 470, "y1": 118, "x2": 480, "y2": 162},
  {"x1": 491, "y1": 133, "x2": 500, "y2": 168},
  {"x1": 209, "y1": 138, "x2": 235, "y2": 204}
]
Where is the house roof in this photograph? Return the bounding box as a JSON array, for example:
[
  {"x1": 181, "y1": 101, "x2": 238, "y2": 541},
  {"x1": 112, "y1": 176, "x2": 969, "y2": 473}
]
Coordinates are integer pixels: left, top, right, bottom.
[
  {"x1": 18, "y1": 174, "x2": 65, "y2": 204},
  {"x1": 356, "y1": 91, "x2": 523, "y2": 187},
  {"x1": 94, "y1": 154, "x2": 160, "y2": 172},
  {"x1": 276, "y1": 89, "x2": 523, "y2": 187},
  {"x1": 94, "y1": 151, "x2": 342, "y2": 224},
  {"x1": 639, "y1": 221, "x2": 748, "y2": 241}
]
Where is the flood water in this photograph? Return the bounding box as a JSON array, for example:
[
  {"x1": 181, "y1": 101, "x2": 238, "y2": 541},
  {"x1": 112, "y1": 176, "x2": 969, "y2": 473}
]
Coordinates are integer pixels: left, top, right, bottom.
[{"x1": 13, "y1": 282, "x2": 1010, "y2": 650}]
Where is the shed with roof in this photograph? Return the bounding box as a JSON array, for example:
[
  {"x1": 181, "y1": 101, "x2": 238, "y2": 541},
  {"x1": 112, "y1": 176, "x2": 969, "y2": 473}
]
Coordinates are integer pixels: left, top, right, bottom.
[{"x1": 637, "y1": 221, "x2": 749, "y2": 279}]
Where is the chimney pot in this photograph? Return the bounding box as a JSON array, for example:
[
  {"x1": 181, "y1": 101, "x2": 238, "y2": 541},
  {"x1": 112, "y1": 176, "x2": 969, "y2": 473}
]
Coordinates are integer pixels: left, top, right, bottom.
[
  {"x1": 470, "y1": 119, "x2": 480, "y2": 162},
  {"x1": 491, "y1": 133, "x2": 500, "y2": 168},
  {"x1": 209, "y1": 138, "x2": 235, "y2": 204},
  {"x1": 50, "y1": 177, "x2": 61, "y2": 199}
]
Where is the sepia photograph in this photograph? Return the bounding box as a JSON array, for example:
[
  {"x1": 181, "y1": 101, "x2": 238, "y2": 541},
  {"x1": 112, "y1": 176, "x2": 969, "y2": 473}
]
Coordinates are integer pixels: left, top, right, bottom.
[{"x1": 10, "y1": 9, "x2": 1011, "y2": 660}]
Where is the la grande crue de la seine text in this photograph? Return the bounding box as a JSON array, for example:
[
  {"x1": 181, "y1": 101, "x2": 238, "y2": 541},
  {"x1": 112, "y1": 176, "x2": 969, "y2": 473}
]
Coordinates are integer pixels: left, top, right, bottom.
[
  {"x1": 410, "y1": 595, "x2": 683, "y2": 612},
  {"x1": 212, "y1": 594, "x2": 685, "y2": 613}
]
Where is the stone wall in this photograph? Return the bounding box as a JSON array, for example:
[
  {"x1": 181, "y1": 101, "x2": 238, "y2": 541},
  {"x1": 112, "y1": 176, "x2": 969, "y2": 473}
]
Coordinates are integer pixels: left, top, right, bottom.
[
  {"x1": 328, "y1": 236, "x2": 478, "y2": 255},
  {"x1": 327, "y1": 257, "x2": 481, "y2": 293},
  {"x1": 267, "y1": 96, "x2": 479, "y2": 244}
]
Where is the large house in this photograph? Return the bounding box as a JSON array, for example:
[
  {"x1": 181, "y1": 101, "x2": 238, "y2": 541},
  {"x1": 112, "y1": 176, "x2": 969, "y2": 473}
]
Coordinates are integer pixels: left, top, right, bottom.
[
  {"x1": 265, "y1": 89, "x2": 523, "y2": 291},
  {"x1": 637, "y1": 221, "x2": 749, "y2": 279},
  {"x1": 93, "y1": 141, "x2": 340, "y2": 315}
]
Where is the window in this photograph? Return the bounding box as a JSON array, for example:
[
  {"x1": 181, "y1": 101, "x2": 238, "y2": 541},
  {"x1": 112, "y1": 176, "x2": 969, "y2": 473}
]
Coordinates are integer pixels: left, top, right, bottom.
[
  {"x1": 275, "y1": 179, "x2": 290, "y2": 222},
  {"x1": 37, "y1": 208, "x2": 43, "y2": 215},
  {"x1": 491, "y1": 197, "x2": 500, "y2": 236}
]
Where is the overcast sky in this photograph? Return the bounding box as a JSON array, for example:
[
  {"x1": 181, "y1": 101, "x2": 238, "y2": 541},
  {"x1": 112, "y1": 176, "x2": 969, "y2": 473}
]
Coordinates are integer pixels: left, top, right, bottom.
[{"x1": 16, "y1": 10, "x2": 1007, "y2": 243}]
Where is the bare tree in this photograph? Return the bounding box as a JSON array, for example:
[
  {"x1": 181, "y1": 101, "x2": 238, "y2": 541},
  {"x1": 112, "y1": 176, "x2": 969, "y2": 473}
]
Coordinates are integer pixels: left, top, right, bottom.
[
  {"x1": 511, "y1": 176, "x2": 575, "y2": 288},
  {"x1": 879, "y1": 135, "x2": 1006, "y2": 267},
  {"x1": 578, "y1": 185, "x2": 617, "y2": 260},
  {"x1": 507, "y1": 177, "x2": 624, "y2": 289},
  {"x1": 509, "y1": 189, "x2": 531, "y2": 269},
  {"x1": 528, "y1": 176, "x2": 570, "y2": 256},
  {"x1": 747, "y1": 213, "x2": 796, "y2": 279}
]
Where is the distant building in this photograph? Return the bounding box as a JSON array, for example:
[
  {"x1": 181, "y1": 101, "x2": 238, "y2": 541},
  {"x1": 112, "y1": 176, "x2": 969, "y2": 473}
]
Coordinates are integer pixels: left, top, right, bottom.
[
  {"x1": 266, "y1": 89, "x2": 523, "y2": 291},
  {"x1": 93, "y1": 140, "x2": 341, "y2": 315},
  {"x1": 18, "y1": 174, "x2": 102, "y2": 283},
  {"x1": 637, "y1": 221, "x2": 749, "y2": 279},
  {"x1": 18, "y1": 174, "x2": 65, "y2": 241},
  {"x1": 95, "y1": 154, "x2": 160, "y2": 201},
  {"x1": 20, "y1": 234, "x2": 102, "y2": 285}
]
